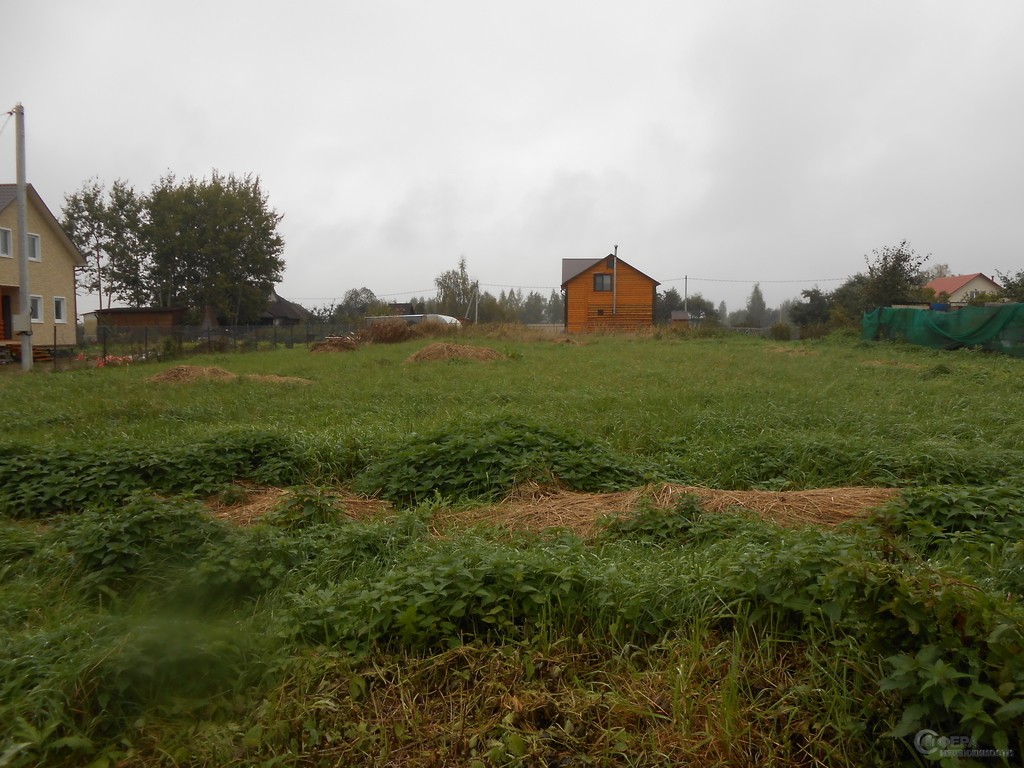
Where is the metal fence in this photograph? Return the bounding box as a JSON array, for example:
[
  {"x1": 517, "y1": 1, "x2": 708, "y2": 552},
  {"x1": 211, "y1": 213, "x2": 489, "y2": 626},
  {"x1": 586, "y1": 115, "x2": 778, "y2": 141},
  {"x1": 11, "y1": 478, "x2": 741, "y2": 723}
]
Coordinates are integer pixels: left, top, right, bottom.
[{"x1": 76, "y1": 323, "x2": 358, "y2": 362}]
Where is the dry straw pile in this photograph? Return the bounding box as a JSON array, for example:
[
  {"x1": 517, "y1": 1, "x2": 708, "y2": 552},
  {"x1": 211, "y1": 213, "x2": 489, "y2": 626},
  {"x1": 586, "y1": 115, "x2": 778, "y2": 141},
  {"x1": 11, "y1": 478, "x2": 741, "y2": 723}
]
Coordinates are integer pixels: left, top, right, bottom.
[
  {"x1": 146, "y1": 365, "x2": 311, "y2": 385},
  {"x1": 435, "y1": 484, "x2": 898, "y2": 538},
  {"x1": 309, "y1": 336, "x2": 360, "y2": 353},
  {"x1": 405, "y1": 343, "x2": 506, "y2": 363},
  {"x1": 146, "y1": 365, "x2": 236, "y2": 383}
]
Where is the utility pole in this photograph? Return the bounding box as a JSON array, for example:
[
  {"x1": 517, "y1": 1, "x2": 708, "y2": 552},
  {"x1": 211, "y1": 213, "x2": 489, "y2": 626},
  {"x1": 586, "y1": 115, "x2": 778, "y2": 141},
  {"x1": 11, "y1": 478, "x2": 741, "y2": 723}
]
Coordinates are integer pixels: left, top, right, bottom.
[
  {"x1": 684, "y1": 275, "x2": 688, "y2": 314},
  {"x1": 14, "y1": 104, "x2": 32, "y2": 371}
]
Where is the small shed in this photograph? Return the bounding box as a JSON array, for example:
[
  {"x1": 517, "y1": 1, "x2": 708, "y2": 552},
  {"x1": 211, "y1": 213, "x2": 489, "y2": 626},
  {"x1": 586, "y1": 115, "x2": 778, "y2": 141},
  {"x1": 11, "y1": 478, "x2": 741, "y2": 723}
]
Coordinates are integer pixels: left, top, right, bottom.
[
  {"x1": 670, "y1": 310, "x2": 691, "y2": 328},
  {"x1": 83, "y1": 306, "x2": 187, "y2": 334}
]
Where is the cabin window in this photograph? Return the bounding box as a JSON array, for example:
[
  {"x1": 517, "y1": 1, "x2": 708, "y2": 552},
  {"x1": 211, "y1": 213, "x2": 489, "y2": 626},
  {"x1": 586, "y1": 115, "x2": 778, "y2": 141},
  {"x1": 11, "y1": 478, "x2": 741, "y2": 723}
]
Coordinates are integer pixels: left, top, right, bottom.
[
  {"x1": 54, "y1": 297, "x2": 67, "y2": 323},
  {"x1": 594, "y1": 274, "x2": 612, "y2": 292},
  {"x1": 28, "y1": 234, "x2": 40, "y2": 262},
  {"x1": 0, "y1": 228, "x2": 11, "y2": 257},
  {"x1": 30, "y1": 295, "x2": 43, "y2": 322}
]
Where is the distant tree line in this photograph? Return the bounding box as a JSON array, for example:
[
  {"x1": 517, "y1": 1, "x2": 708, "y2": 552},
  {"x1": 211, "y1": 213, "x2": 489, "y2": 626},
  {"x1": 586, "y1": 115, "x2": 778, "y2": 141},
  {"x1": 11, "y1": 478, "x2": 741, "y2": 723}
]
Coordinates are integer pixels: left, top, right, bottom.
[
  {"x1": 62, "y1": 172, "x2": 285, "y2": 325},
  {"x1": 310, "y1": 258, "x2": 740, "y2": 328}
]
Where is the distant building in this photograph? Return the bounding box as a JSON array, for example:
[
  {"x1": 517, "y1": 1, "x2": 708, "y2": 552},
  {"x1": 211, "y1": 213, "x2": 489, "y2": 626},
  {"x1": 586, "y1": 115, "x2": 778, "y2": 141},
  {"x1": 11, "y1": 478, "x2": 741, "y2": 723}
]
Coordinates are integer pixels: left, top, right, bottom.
[
  {"x1": 259, "y1": 289, "x2": 313, "y2": 326},
  {"x1": 388, "y1": 302, "x2": 415, "y2": 315},
  {"x1": 924, "y1": 273, "x2": 1004, "y2": 305},
  {"x1": 0, "y1": 184, "x2": 87, "y2": 349},
  {"x1": 670, "y1": 310, "x2": 691, "y2": 328},
  {"x1": 561, "y1": 255, "x2": 659, "y2": 332},
  {"x1": 83, "y1": 306, "x2": 188, "y2": 335}
]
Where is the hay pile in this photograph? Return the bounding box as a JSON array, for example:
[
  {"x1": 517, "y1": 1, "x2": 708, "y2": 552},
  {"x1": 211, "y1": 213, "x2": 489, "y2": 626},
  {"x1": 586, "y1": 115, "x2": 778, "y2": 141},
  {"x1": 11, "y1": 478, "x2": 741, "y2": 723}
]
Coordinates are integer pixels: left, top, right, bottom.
[
  {"x1": 206, "y1": 482, "x2": 898, "y2": 537},
  {"x1": 310, "y1": 336, "x2": 360, "y2": 353},
  {"x1": 146, "y1": 366, "x2": 312, "y2": 385},
  {"x1": 434, "y1": 484, "x2": 898, "y2": 538},
  {"x1": 244, "y1": 374, "x2": 313, "y2": 385},
  {"x1": 406, "y1": 343, "x2": 505, "y2": 363},
  {"x1": 205, "y1": 487, "x2": 390, "y2": 526},
  {"x1": 146, "y1": 365, "x2": 236, "y2": 383}
]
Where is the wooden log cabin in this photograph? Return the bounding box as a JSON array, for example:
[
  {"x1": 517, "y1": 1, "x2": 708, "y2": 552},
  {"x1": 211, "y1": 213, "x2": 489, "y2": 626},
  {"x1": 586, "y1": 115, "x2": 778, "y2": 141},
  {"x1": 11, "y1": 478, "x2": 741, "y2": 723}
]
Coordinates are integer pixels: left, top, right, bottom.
[{"x1": 561, "y1": 255, "x2": 659, "y2": 333}]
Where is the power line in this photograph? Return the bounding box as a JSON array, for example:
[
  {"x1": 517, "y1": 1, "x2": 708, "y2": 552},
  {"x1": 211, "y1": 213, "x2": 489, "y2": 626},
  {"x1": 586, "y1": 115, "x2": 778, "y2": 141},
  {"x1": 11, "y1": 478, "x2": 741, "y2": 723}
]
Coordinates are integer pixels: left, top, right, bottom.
[
  {"x1": 285, "y1": 274, "x2": 849, "y2": 304},
  {"x1": 662, "y1": 276, "x2": 846, "y2": 284}
]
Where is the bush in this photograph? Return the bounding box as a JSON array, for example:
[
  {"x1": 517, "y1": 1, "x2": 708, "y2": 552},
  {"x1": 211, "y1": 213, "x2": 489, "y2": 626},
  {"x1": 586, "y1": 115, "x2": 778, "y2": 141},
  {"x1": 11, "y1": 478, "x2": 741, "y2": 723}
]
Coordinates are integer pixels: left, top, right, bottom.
[
  {"x1": 287, "y1": 538, "x2": 609, "y2": 649},
  {"x1": 0, "y1": 431, "x2": 306, "y2": 518},
  {"x1": 51, "y1": 494, "x2": 229, "y2": 589},
  {"x1": 769, "y1": 322, "x2": 791, "y2": 341},
  {"x1": 352, "y1": 417, "x2": 650, "y2": 504},
  {"x1": 263, "y1": 486, "x2": 346, "y2": 529},
  {"x1": 359, "y1": 318, "x2": 421, "y2": 344}
]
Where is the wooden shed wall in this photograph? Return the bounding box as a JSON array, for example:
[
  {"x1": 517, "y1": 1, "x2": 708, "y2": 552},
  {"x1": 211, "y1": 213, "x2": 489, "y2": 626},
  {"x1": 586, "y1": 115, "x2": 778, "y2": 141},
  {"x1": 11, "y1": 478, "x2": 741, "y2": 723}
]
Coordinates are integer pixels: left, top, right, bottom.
[
  {"x1": 565, "y1": 261, "x2": 656, "y2": 333},
  {"x1": 96, "y1": 311, "x2": 185, "y2": 329}
]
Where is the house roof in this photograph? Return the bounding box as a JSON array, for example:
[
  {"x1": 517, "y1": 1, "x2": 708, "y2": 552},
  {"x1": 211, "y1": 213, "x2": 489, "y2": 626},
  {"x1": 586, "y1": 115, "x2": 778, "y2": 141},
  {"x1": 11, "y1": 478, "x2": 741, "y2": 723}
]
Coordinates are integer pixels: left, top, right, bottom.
[
  {"x1": 89, "y1": 306, "x2": 188, "y2": 316},
  {"x1": 0, "y1": 183, "x2": 88, "y2": 268},
  {"x1": 925, "y1": 273, "x2": 1003, "y2": 296},
  {"x1": 561, "y1": 258, "x2": 603, "y2": 284},
  {"x1": 261, "y1": 288, "x2": 312, "y2": 321},
  {"x1": 561, "y1": 256, "x2": 660, "y2": 287}
]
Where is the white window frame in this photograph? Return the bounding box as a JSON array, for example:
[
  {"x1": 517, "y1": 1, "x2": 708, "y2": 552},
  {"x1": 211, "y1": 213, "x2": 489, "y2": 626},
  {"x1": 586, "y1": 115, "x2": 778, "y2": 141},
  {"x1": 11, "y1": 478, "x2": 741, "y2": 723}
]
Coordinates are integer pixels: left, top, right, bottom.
[
  {"x1": 28, "y1": 233, "x2": 41, "y2": 262},
  {"x1": 0, "y1": 228, "x2": 11, "y2": 258},
  {"x1": 30, "y1": 295, "x2": 43, "y2": 323},
  {"x1": 53, "y1": 296, "x2": 67, "y2": 324}
]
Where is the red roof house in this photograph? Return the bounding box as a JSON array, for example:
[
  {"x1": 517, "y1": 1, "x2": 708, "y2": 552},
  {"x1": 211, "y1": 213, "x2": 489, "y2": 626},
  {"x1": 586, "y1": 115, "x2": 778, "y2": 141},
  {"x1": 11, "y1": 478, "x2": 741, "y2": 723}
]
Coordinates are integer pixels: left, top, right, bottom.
[{"x1": 924, "y1": 273, "x2": 1003, "y2": 304}]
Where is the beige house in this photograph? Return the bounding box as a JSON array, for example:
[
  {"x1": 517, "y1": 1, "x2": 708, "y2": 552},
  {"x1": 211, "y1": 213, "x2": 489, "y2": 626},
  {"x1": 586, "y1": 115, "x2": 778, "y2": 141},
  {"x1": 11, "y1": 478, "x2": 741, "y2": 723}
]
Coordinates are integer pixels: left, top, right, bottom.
[
  {"x1": 0, "y1": 184, "x2": 86, "y2": 350},
  {"x1": 924, "y1": 273, "x2": 1004, "y2": 305}
]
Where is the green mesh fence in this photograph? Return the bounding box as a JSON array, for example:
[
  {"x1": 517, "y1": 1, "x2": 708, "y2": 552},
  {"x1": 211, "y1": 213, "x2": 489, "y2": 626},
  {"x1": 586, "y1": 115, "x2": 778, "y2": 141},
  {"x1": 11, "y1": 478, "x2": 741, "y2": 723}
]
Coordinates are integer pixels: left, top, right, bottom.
[{"x1": 862, "y1": 303, "x2": 1024, "y2": 357}]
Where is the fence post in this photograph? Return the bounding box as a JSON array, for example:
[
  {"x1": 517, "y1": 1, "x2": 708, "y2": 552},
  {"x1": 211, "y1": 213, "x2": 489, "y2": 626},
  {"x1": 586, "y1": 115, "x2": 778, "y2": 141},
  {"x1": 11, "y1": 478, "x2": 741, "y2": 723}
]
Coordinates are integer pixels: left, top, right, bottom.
[
  {"x1": 144, "y1": 326, "x2": 149, "y2": 361},
  {"x1": 53, "y1": 326, "x2": 57, "y2": 371}
]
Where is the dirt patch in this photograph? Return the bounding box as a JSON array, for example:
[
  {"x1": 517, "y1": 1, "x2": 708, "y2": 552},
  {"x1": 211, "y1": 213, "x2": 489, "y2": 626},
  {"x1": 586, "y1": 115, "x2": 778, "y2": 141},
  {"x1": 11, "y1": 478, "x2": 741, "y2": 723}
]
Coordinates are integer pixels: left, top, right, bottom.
[
  {"x1": 243, "y1": 374, "x2": 314, "y2": 385},
  {"x1": 146, "y1": 365, "x2": 237, "y2": 383},
  {"x1": 768, "y1": 346, "x2": 814, "y2": 356},
  {"x1": 863, "y1": 360, "x2": 923, "y2": 369},
  {"x1": 434, "y1": 484, "x2": 899, "y2": 538},
  {"x1": 405, "y1": 343, "x2": 505, "y2": 363},
  {"x1": 310, "y1": 336, "x2": 360, "y2": 353},
  {"x1": 205, "y1": 486, "x2": 391, "y2": 526}
]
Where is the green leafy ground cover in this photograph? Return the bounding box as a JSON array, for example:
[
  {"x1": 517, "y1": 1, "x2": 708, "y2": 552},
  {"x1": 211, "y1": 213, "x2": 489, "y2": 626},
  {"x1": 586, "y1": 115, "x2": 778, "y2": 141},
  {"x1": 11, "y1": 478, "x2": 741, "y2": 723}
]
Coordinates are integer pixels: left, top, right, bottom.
[{"x1": 1, "y1": 332, "x2": 1023, "y2": 766}]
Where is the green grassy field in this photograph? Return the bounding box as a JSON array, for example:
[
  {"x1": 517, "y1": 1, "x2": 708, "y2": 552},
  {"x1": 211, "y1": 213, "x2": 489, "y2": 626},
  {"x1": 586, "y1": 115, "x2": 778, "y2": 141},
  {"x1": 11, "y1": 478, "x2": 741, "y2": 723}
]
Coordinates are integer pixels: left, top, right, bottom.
[{"x1": 1, "y1": 331, "x2": 1022, "y2": 766}]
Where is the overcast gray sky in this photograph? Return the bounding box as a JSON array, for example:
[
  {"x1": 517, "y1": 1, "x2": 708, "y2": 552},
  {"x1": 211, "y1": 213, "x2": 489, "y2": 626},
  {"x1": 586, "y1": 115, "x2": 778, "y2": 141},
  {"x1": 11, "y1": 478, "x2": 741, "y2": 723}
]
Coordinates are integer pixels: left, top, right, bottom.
[{"x1": 3, "y1": 0, "x2": 1022, "y2": 316}]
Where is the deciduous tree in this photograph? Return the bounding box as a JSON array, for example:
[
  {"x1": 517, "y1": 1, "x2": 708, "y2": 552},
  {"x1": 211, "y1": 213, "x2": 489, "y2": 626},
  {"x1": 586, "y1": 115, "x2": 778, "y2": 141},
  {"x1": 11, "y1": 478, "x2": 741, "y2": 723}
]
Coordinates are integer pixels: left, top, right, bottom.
[
  {"x1": 147, "y1": 172, "x2": 285, "y2": 323},
  {"x1": 63, "y1": 171, "x2": 286, "y2": 324},
  {"x1": 789, "y1": 288, "x2": 833, "y2": 326},
  {"x1": 433, "y1": 257, "x2": 475, "y2": 317},
  {"x1": 62, "y1": 179, "x2": 111, "y2": 307},
  {"x1": 863, "y1": 240, "x2": 930, "y2": 308},
  {"x1": 997, "y1": 270, "x2": 1024, "y2": 303}
]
